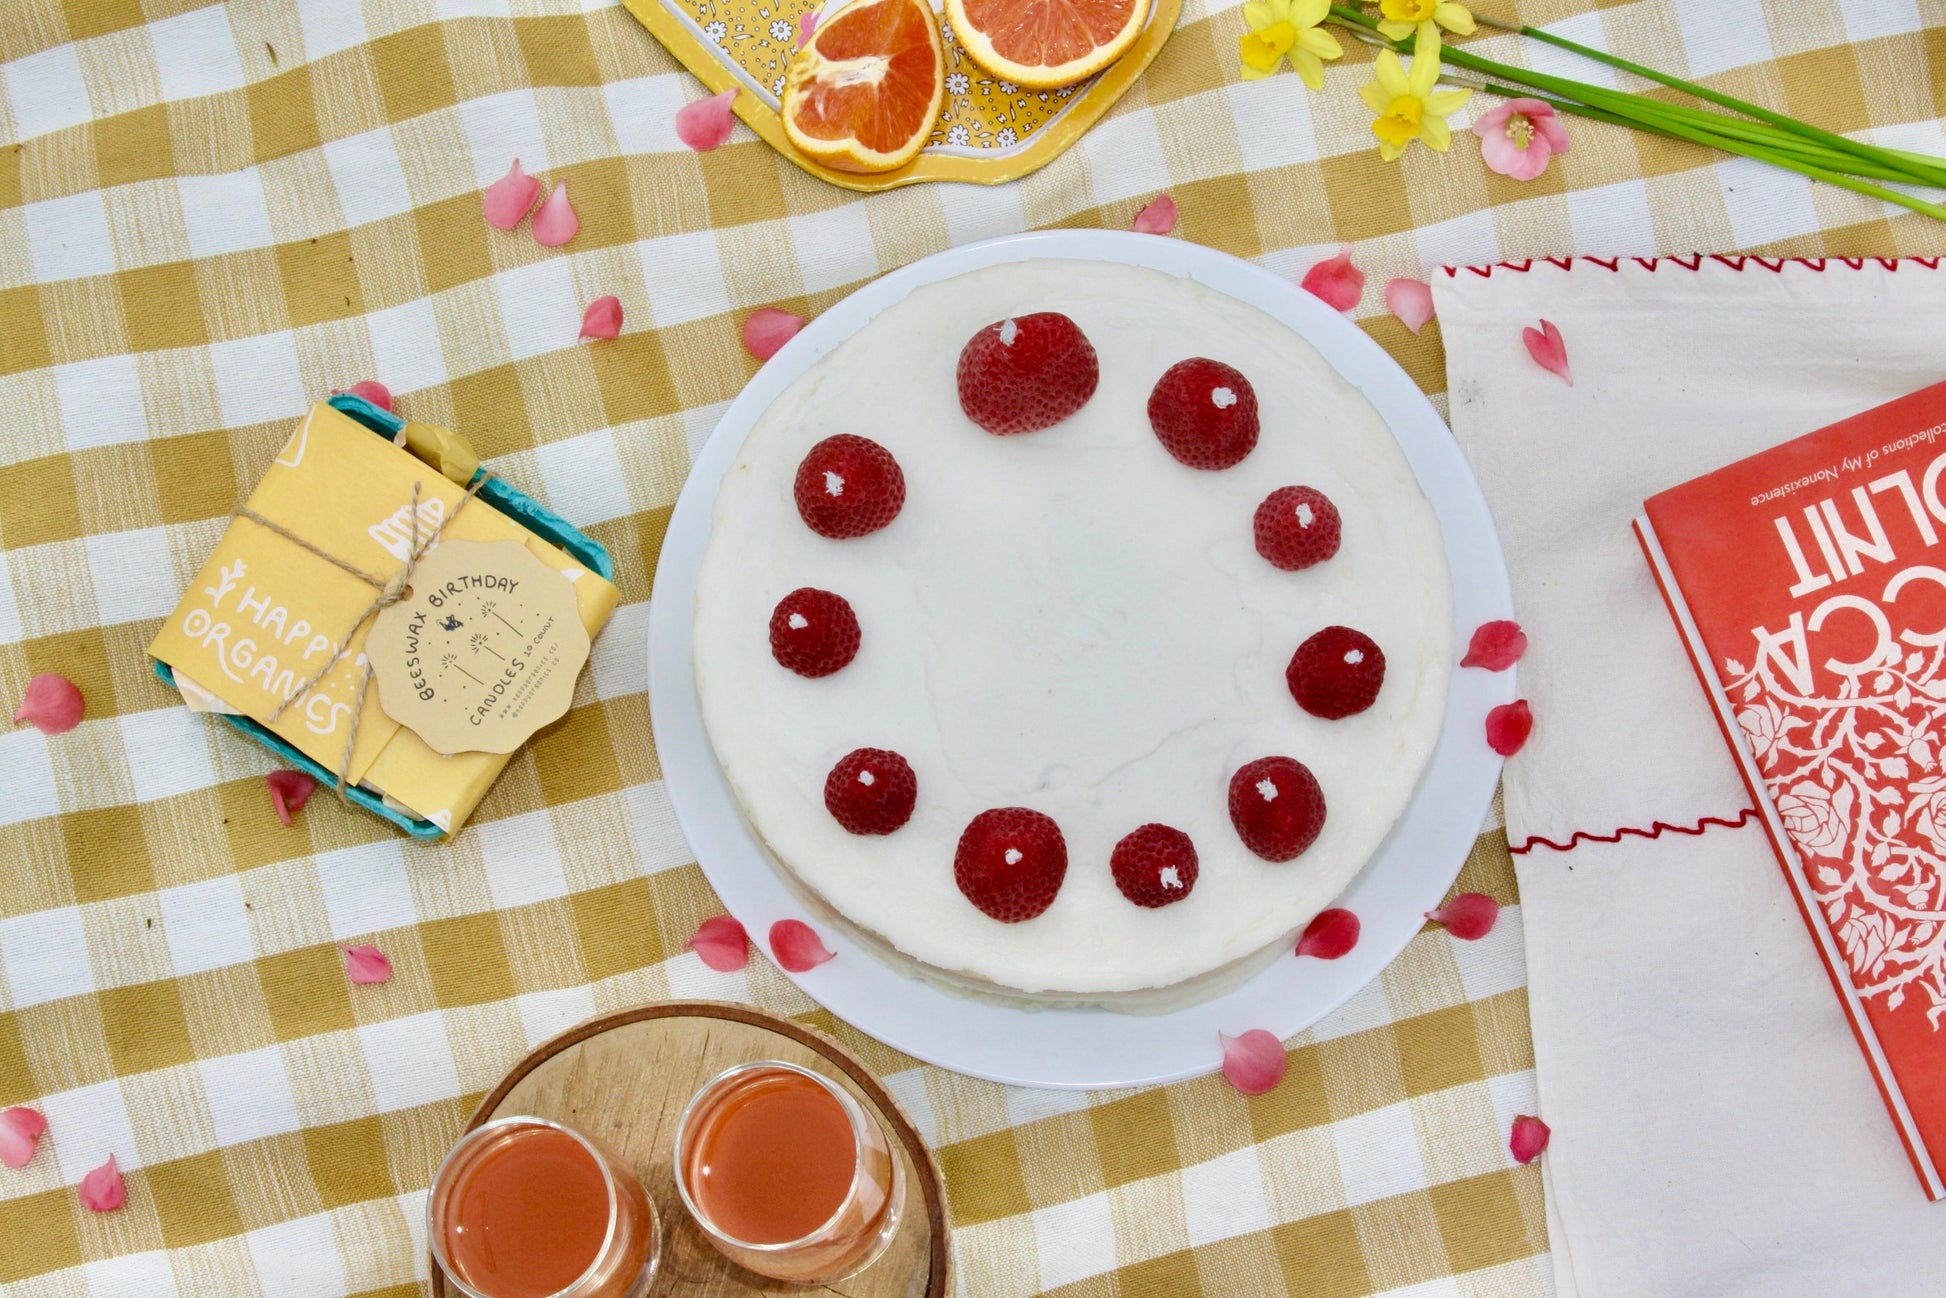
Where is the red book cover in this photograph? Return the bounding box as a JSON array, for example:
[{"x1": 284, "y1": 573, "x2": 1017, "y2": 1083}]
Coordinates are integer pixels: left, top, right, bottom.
[{"x1": 1637, "y1": 379, "x2": 1946, "y2": 1200}]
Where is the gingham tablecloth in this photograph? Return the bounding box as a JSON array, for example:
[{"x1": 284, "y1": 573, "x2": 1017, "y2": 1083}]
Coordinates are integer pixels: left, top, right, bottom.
[{"x1": 1, "y1": 2, "x2": 1941, "y2": 1295}]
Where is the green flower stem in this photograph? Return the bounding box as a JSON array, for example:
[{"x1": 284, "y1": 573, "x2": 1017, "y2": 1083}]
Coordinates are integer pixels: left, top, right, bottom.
[
  {"x1": 1327, "y1": 5, "x2": 1946, "y2": 196},
  {"x1": 1552, "y1": 84, "x2": 1946, "y2": 188},
  {"x1": 1503, "y1": 22, "x2": 1946, "y2": 190},
  {"x1": 1479, "y1": 83, "x2": 1931, "y2": 188},
  {"x1": 1482, "y1": 80, "x2": 1946, "y2": 222},
  {"x1": 1590, "y1": 95, "x2": 1935, "y2": 185}
]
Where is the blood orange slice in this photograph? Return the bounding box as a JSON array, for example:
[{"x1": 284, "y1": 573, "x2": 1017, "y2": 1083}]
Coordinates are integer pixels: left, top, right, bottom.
[
  {"x1": 946, "y1": 0, "x2": 1150, "y2": 89},
  {"x1": 782, "y1": 0, "x2": 946, "y2": 174}
]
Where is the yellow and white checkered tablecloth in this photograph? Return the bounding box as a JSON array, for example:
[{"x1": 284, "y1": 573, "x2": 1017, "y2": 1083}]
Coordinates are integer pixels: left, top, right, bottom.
[{"x1": 1, "y1": 1, "x2": 1942, "y2": 1294}]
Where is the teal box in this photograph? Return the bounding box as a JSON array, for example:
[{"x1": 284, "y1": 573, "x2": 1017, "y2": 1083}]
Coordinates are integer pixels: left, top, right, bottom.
[{"x1": 151, "y1": 394, "x2": 616, "y2": 839}]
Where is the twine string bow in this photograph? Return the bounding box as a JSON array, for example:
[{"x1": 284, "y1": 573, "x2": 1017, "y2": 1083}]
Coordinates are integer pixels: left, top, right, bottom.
[{"x1": 237, "y1": 470, "x2": 492, "y2": 799}]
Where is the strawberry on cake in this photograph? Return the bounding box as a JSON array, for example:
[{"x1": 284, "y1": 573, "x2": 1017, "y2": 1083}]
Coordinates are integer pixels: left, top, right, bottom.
[{"x1": 692, "y1": 259, "x2": 1452, "y2": 1005}]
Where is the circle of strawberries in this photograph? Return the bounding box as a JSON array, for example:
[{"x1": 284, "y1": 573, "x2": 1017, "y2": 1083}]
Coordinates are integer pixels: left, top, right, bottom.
[
  {"x1": 1287, "y1": 625, "x2": 1386, "y2": 719},
  {"x1": 794, "y1": 434, "x2": 906, "y2": 539},
  {"x1": 954, "y1": 807, "x2": 1068, "y2": 922},
  {"x1": 1229, "y1": 756, "x2": 1327, "y2": 862},
  {"x1": 824, "y1": 748, "x2": 918, "y2": 835},
  {"x1": 1148, "y1": 358, "x2": 1260, "y2": 470},
  {"x1": 1255, "y1": 485, "x2": 1341, "y2": 571},
  {"x1": 956, "y1": 312, "x2": 1100, "y2": 436},
  {"x1": 777, "y1": 314, "x2": 1402, "y2": 910},
  {"x1": 768, "y1": 587, "x2": 861, "y2": 678},
  {"x1": 1110, "y1": 823, "x2": 1199, "y2": 908}
]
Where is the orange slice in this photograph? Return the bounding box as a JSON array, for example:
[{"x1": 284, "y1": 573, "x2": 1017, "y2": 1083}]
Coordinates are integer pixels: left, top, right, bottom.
[
  {"x1": 782, "y1": 0, "x2": 946, "y2": 175},
  {"x1": 945, "y1": 0, "x2": 1150, "y2": 89}
]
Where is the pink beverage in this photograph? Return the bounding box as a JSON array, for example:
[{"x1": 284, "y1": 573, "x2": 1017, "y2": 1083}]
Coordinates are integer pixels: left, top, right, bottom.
[
  {"x1": 675, "y1": 1062, "x2": 903, "y2": 1283},
  {"x1": 429, "y1": 1117, "x2": 658, "y2": 1298}
]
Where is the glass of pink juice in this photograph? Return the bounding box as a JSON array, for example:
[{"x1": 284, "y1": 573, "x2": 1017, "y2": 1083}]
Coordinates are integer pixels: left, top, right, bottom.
[
  {"x1": 429, "y1": 1116, "x2": 658, "y2": 1298},
  {"x1": 674, "y1": 1061, "x2": 904, "y2": 1283}
]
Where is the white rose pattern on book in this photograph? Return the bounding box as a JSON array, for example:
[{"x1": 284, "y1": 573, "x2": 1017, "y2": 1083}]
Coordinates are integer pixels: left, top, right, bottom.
[{"x1": 1728, "y1": 645, "x2": 1946, "y2": 1026}]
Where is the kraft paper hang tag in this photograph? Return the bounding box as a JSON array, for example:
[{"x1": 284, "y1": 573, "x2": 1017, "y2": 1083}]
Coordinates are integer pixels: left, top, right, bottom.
[{"x1": 367, "y1": 539, "x2": 590, "y2": 755}]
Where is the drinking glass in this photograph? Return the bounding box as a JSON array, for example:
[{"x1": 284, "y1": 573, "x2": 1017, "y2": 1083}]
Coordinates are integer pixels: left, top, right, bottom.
[
  {"x1": 674, "y1": 1060, "x2": 904, "y2": 1284},
  {"x1": 429, "y1": 1115, "x2": 659, "y2": 1298}
]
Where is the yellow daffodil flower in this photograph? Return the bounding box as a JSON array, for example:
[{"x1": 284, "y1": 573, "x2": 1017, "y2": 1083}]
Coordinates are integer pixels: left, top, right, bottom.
[
  {"x1": 1359, "y1": 27, "x2": 1472, "y2": 160},
  {"x1": 1238, "y1": 0, "x2": 1342, "y2": 90},
  {"x1": 1376, "y1": 0, "x2": 1475, "y2": 43}
]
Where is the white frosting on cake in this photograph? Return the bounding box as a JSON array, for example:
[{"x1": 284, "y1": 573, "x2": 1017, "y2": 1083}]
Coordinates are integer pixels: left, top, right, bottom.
[{"x1": 693, "y1": 260, "x2": 1451, "y2": 998}]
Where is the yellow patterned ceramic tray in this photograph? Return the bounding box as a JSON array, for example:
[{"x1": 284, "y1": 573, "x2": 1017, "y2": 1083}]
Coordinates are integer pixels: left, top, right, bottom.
[{"x1": 619, "y1": 0, "x2": 1180, "y2": 190}]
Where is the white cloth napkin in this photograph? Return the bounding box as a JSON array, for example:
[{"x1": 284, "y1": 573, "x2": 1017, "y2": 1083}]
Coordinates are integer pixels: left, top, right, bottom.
[{"x1": 1432, "y1": 257, "x2": 1946, "y2": 1298}]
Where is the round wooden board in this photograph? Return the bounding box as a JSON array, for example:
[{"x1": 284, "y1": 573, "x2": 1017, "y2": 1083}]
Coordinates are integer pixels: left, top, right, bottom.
[{"x1": 430, "y1": 1001, "x2": 949, "y2": 1298}]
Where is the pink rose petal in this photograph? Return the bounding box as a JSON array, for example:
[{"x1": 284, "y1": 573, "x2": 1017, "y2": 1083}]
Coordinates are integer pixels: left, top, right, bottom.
[
  {"x1": 1461, "y1": 620, "x2": 1526, "y2": 671},
  {"x1": 1486, "y1": 699, "x2": 1534, "y2": 756},
  {"x1": 1219, "y1": 1029, "x2": 1287, "y2": 1095},
  {"x1": 742, "y1": 307, "x2": 807, "y2": 360},
  {"x1": 345, "y1": 380, "x2": 392, "y2": 411},
  {"x1": 796, "y1": 10, "x2": 818, "y2": 47},
  {"x1": 12, "y1": 673, "x2": 84, "y2": 735},
  {"x1": 578, "y1": 295, "x2": 623, "y2": 341},
  {"x1": 1521, "y1": 318, "x2": 1571, "y2": 385},
  {"x1": 1132, "y1": 193, "x2": 1177, "y2": 235},
  {"x1": 688, "y1": 915, "x2": 750, "y2": 972},
  {"x1": 1426, "y1": 892, "x2": 1500, "y2": 940},
  {"x1": 677, "y1": 88, "x2": 739, "y2": 153},
  {"x1": 79, "y1": 1156, "x2": 125, "y2": 1212},
  {"x1": 266, "y1": 770, "x2": 317, "y2": 828},
  {"x1": 0, "y1": 1107, "x2": 47, "y2": 1170},
  {"x1": 769, "y1": 919, "x2": 834, "y2": 973},
  {"x1": 531, "y1": 181, "x2": 579, "y2": 247},
  {"x1": 1300, "y1": 244, "x2": 1364, "y2": 313},
  {"x1": 1384, "y1": 277, "x2": 1434, "y2": 334},
  {"x1": 343, "y1": 944, "x2": 392, "y2": 985},
  {"x1": 1296, "y1": 907, "x2": 1360, "y2": 960},
  {"x1": 483, "y1": 158, "x2": 541, "y2": 230},
  {"x1": 1510, "y1": 1113, "x2": 1551, "y2": 1164}
]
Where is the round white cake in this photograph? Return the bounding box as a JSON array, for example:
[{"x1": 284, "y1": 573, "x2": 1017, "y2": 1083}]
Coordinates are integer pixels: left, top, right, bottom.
[{"x1": 692, "y1": 259, "x2": 1452, "y2": 1002}]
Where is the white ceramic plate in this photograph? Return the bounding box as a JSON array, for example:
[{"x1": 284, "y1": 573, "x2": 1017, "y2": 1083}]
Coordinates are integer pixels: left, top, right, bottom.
[{"x1": 647, "y1": 230, "x2": 1513, "y2": 1089}]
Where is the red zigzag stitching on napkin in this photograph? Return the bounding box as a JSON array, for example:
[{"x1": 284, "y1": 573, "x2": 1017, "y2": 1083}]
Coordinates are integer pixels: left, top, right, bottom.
[
  {"x1": 1509, "y1": 807, "x2": 1759, "y2": 855},
  {"x1": 1439, "y1": 256, "x2": 1941, "y2": 278}
]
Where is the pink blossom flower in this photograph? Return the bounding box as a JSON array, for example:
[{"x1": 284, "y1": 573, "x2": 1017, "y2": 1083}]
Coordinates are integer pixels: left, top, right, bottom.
[{"x1": 1472, "y1": 98, "x2": 1571, "y2": 181}]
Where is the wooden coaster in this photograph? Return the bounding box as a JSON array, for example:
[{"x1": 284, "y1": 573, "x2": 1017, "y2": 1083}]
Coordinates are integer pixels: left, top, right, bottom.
[{"x1": 430, "y1": 1001, "x2": 950, "y2": 1297}]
